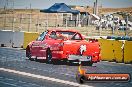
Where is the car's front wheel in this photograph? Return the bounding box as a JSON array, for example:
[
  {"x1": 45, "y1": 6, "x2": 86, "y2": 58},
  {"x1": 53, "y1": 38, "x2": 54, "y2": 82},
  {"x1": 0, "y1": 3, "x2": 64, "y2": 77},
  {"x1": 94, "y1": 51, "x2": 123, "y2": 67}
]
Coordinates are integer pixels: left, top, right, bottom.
[
  {"x1": 26, "y1": 46, "x2": 32, "y2": 60},
  {"x1": 46, "y1": 48, "x2": 52, "y2": 64}
]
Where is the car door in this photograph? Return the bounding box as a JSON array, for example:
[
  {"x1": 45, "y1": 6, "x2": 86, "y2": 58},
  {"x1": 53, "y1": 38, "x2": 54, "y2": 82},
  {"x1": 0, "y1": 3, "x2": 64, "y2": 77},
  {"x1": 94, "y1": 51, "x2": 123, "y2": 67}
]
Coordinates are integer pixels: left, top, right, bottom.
[
  {"x1": 31, "y1": 31, "x2": 48, "y2": 57},
  {"x1": 38, "y1": 31, "x2": 62, "y2": 58}
]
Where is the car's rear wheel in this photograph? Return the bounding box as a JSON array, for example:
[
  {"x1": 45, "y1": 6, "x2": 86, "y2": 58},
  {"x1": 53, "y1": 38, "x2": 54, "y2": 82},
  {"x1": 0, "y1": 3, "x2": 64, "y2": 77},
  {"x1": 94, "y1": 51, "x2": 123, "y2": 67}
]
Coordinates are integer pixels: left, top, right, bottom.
[
  {"x1": 68, "y1": 60, "x2": 79, "y2": 66},
  {"x1": 52, "y1": 59, "x2": 60, "y2": 64},
  {"x1": 46, "y1": 48, "x2": 52, "y2": 64},
  {"x1": 52, "y1": 59, "x2": 67, "y2": 65}
]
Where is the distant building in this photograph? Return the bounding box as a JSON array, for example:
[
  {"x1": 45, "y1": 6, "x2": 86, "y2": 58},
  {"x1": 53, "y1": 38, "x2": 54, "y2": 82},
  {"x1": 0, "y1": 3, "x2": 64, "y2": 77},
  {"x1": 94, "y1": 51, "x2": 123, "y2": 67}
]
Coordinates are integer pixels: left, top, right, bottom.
[{"x1": 68, "y1": 5, "x2": 92, "y2": 26}]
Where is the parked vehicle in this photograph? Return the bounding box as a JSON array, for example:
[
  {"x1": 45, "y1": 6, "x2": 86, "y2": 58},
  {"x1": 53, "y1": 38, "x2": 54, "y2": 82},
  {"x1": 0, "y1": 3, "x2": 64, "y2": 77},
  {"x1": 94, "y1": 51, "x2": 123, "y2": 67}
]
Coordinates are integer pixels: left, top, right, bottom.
[{"x1": 26, "y1": 29, "x2": 101, "y2": 66}]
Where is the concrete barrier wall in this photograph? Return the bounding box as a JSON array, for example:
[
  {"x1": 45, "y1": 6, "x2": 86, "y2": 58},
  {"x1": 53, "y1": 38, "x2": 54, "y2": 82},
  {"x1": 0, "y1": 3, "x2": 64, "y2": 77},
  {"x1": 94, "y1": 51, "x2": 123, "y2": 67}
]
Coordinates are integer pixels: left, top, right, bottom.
[
  {"x1": 0, "y1": 30, "x2": 14, "y2": 47},
  {"x1": 23, "y1": 32, "x2": 39, "y2": 49},
  {"x1": 12, "y1": 31, "x2": 24, "y2": 48},
  {"x1": 0, "y1": 31, "x2": 39, "y2": 49},
  {"x1": 124, "y1": 41, "x2": 132, "y2": 63}
]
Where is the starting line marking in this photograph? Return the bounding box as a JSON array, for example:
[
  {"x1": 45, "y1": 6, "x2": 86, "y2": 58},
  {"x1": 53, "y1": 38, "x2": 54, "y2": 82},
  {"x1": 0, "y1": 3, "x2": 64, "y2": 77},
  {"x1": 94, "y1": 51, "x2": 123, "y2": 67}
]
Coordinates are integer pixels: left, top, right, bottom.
[{"x1": 0, "y1": 68, "x2": 92, "y2": 87}]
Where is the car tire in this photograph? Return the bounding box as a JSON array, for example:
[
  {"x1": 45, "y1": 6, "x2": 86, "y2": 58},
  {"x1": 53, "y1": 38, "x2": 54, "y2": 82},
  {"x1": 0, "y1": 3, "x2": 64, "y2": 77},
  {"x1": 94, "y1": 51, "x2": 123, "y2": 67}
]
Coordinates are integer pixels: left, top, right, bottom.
[
  {"x1": 35, "y1": 57, "x2": 38, "y2": 62},
  {"x1": 27, "y1": 50, "x2": 33, "y2": 61},
  {"x1": 68, "y1": 60, "x2": 73, "y2": 65},
  {"x1": 68, "y1": 60, "x2": 79, "y2": 66},
  {"x1": 52, "y1": 59, "x2": 61, "y2": 64},
  {"x1": 46, "y1": 48, "x2": 52, "y2": 64}
]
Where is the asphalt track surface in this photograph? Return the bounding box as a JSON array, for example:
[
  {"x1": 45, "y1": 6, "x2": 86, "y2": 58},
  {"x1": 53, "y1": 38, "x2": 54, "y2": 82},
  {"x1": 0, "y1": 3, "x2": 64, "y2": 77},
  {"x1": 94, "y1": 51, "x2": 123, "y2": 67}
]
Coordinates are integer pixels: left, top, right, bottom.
[{"x1": 0, "y1": 47, "x2": 132, "y2": 87}]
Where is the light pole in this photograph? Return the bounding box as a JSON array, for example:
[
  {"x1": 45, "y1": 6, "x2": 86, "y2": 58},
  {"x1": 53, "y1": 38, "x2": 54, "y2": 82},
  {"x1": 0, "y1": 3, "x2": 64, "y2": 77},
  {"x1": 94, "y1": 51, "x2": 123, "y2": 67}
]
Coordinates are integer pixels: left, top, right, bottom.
[{"x1": 95, "y1": 0, "x2": 98, "y2": 16}]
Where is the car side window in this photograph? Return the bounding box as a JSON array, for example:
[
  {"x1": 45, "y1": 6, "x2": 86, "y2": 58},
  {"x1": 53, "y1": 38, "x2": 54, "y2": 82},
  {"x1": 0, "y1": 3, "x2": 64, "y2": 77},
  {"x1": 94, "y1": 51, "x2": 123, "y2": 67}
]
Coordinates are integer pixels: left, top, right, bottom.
[
  {"x1": 50, "y1": 31, "x2": 57, "y2": 39},
  {"x1": 37, "y1": 31, "x2": 47, "y2": 41},
  {"x1": 71, "y1": 33, "x2": 82, "y2": 40}
]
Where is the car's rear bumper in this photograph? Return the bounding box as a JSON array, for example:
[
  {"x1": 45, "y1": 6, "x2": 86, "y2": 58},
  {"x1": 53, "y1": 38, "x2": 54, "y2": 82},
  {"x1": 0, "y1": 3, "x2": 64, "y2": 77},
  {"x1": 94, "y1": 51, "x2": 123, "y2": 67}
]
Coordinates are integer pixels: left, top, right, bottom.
[{"x1": 51, "y1": 51, "x2": 100, "y2": 62}]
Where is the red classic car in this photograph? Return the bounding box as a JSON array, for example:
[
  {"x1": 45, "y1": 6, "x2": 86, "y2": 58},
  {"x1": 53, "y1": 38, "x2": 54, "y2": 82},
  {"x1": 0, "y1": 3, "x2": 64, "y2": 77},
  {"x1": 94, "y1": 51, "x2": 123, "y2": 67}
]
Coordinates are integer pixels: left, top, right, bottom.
[{"x1": 26, "y1": 29, "x2": 101, "y2": 65}]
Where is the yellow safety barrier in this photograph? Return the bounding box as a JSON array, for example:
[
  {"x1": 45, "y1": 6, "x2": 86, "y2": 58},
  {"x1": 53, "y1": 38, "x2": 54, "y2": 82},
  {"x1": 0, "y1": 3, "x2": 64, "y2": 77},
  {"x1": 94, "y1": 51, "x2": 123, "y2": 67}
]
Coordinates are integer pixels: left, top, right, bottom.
[
  {"x1": 98, "y1": 39, "x2": 115, "y2": 61},
  {"x1": 112, "y1": 40, "x2": 124, "y2": 63},
  {"x1": 23, "y1": 32, "x2": 39, "y2": 49},
  {"x1": 99, "y1": 39, "x2": 132, "y2": 64},
  {"x1": 124, "y1": 41, "x2": 132, "y2": 64}
]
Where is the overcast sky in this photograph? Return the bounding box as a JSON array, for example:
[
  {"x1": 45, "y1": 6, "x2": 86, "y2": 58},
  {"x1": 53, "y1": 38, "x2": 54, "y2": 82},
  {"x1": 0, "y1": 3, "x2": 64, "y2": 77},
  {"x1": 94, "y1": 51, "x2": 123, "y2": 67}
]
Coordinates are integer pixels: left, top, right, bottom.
[{"x1": 0, "y1": 0, "x2": 132, "y2": 9}]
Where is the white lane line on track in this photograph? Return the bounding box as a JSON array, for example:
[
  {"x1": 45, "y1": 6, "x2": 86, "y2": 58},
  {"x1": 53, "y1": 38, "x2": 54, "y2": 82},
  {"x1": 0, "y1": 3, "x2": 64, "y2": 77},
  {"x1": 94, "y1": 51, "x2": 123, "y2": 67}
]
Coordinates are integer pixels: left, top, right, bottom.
[{"x1": 0, "y1": 68, "x2": 92, "y2": 87}]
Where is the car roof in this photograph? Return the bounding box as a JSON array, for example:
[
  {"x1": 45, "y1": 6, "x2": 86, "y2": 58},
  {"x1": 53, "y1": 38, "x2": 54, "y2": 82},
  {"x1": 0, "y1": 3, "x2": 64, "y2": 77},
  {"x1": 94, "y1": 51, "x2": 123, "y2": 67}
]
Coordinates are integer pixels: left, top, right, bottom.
[{"x1": 47, "y1": 28, "x2": 79, "y2": 33}]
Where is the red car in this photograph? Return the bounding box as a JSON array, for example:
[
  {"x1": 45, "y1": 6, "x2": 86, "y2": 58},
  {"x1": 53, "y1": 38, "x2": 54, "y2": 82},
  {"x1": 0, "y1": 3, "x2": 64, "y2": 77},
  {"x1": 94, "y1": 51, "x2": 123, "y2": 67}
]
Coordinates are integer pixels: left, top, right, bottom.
[{"x1": 26, "y1": 29, "x2": 101, "y2": 65}]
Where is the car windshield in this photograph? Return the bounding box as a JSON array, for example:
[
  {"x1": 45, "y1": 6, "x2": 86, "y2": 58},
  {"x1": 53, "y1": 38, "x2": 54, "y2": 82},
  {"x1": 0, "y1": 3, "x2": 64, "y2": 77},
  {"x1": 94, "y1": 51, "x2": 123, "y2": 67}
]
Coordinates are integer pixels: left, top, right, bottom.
[{"x1": 37, "y1": 31, "x2": 48, "y2": 41}]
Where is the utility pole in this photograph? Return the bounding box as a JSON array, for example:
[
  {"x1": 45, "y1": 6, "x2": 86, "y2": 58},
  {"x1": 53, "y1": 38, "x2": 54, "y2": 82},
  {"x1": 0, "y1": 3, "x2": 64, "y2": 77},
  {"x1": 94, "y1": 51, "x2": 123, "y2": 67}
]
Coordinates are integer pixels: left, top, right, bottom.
[
  {"x1": 95, "y1": 0, "x2": 98, "y2": 15},
  {"x1": 93, "y1": 2, "x2": 96, "y2": 14},
  {"x1": 93, "y1": 0, "x2": 98, "y2": 15}
]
